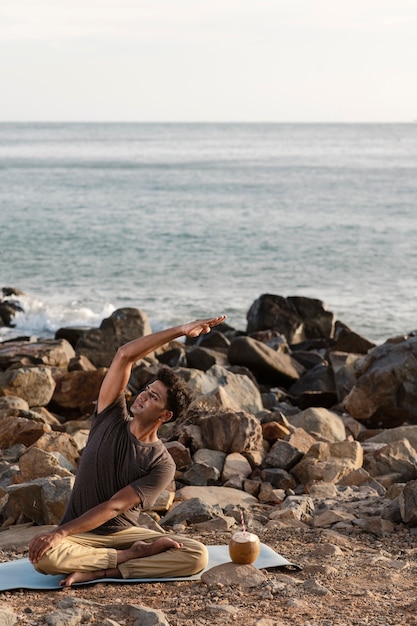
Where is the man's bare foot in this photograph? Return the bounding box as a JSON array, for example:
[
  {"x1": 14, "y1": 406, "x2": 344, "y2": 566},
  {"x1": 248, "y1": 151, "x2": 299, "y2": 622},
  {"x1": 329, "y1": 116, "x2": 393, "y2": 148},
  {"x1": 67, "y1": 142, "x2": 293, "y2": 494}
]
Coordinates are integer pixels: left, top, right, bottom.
[
  {"x1": 60, "y1": 567, "x2": 120, "y2": 587},
  {"x1": 117, "y1": 537, "x2": 183, "y2": 565}
]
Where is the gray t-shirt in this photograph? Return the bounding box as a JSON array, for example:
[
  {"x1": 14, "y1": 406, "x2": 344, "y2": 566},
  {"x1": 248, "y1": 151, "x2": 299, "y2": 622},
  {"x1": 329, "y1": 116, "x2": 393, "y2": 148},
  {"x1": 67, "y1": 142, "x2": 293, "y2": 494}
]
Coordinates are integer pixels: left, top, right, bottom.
[{"x1": 60, "y1": 395, "x2": 176, "y2": 534}]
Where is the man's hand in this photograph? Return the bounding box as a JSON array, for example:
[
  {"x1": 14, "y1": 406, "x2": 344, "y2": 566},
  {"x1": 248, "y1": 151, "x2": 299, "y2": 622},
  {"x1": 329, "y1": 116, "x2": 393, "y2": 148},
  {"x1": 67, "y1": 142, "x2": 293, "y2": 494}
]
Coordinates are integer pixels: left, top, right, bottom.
[
  {"x1": 182, "y1": 316, "x2": 227, "y2": 338},
  {"x1": 28, "y1": 529, "x2": 64, "y2": 563}
]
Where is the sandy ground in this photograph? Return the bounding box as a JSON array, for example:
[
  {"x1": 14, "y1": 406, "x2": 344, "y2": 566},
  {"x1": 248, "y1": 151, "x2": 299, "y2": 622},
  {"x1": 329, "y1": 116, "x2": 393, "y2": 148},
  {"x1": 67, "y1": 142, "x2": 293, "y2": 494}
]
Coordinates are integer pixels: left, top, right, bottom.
[{"x1": 1, "y1": 523, "x2": 416, "y2": 626}]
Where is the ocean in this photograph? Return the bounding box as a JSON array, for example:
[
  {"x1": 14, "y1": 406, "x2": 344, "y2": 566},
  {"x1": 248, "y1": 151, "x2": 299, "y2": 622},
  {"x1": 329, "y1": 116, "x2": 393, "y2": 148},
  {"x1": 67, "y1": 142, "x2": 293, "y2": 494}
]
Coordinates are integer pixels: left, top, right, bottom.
[{"x1": 1, "y1": 122, "x2": 416, "y2": 345}]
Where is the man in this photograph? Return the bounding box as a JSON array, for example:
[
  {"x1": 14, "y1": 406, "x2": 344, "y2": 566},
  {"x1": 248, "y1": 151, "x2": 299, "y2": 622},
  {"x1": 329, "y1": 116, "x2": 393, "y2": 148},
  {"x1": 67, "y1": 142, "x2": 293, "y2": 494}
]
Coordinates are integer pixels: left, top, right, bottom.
[{"x1": 28, "y1": 315, "x2": 226, "y2": 586}]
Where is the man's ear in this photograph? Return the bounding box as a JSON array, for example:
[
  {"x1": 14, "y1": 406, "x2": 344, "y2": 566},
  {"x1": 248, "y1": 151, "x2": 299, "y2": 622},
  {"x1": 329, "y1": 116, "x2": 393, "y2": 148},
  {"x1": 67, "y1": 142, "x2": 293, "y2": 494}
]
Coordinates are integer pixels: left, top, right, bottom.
[{"x1": 160, "y1": 409, "x2": 173, "y2": 423}]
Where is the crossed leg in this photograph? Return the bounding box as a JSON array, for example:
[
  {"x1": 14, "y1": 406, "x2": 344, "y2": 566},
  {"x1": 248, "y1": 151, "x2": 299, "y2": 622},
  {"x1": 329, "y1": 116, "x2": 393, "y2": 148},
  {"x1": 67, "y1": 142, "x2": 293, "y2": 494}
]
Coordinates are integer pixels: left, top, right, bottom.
[
  {"x1": 34, "y1": 528, "x2": 208, "y2": 587},
  {"x1": 61, "y1": 536, "x2": 183, "y2": 586}
]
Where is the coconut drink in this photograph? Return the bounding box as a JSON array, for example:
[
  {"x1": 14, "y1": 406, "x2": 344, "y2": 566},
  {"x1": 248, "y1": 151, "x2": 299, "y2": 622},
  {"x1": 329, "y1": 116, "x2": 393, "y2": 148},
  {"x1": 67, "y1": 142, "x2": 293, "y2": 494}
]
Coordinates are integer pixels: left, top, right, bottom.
[
  {"x1": 228, "y1": 530, "x2": 261, "y2": 564},
  {"x1": 228, "y1": 509, "x2": 260, "y2": 564}
]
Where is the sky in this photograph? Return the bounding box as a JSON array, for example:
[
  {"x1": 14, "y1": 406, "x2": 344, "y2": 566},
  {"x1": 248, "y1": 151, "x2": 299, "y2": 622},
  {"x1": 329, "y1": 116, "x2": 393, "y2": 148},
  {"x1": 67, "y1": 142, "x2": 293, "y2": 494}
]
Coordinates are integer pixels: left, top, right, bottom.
[{"x1": 0, "y1": 0, "x2": 416, "y2": 122}]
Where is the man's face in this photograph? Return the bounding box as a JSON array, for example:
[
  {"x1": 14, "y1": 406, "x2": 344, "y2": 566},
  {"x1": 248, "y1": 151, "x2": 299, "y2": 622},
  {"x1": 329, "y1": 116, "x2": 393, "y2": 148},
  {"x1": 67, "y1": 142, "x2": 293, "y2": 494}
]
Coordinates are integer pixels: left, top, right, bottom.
[{"x1": 130, "y1": 380, "x2": 170, "y2": 423}]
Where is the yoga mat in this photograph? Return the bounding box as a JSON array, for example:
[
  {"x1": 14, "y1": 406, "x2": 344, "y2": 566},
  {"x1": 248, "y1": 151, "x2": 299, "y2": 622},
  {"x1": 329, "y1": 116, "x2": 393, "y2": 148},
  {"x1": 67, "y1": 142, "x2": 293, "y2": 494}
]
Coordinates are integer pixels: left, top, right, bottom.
[{"x1": 0, "y1": 544, "x2": 300, "y2": 591}]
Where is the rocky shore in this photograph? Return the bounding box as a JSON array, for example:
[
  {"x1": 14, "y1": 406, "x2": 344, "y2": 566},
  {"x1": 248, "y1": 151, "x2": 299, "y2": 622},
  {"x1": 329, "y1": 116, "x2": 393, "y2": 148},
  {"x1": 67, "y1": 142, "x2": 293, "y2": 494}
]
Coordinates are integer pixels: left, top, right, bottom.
[{"x1": 1, "y1": 287, "x2": 417, "y2": 625}]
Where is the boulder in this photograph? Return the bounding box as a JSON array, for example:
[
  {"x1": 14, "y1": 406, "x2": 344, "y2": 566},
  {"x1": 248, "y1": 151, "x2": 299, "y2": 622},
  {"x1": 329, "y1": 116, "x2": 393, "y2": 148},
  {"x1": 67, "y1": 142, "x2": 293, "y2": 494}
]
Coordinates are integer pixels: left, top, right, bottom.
[
  {"x1": 263, "y1": 440, "x2": 303, "y2": 471},
  {"x1": 6, "y1": 476, "x2": 74, "y2": 524},
  {"x1": 221, "y1": 452, "x2": 252, "y2": 482},
  {"x1": 291, "y1": 440, "x2": 363, "y2": 486},
  {"x1": 199, "y1": 409, "x2": 263, "y2": 453},
  {"x1": 51, "y1": 368, "x2": 106, "y2": 409},
  {"x1": 0, "y1": 366, "x2": 56, "y2": 407},
  {"x1": 0, "y1": 413, "x2": 51, "y2": 448},
  {"x1": 164, "y1": 441, "x2": 192, "y2": 469},
  {"x1": 186, "y1": 346, "x2": 228, "y2": 371},
  {"x1": 176, "y1": 485, "x2": 258, "y2": 509},
  {"x1": 399, "y1": 479, "x2": 417, "y2": 526},
  {"x1": 344, "y1": 335, "x2": 417, "y2": 427},
  {"x1": 184, "y1": 364, "x2": 263, "y2": 414},
  {"x1": 332, "y1": 322, "x2": 376, "y2": 355},
  {"x1": 159, "y1": 497, "x2": 224, "y2": 526},
  {"x1": 363, "y1": 439, "x2": 417, "y2": 484},
  {"x1": 32, "y1": 431, "x2": 80, "y2": 466},
  {"x1": 260, "y1": 468, "x2": 297, "y2": 491},
  {"x1": 0, "y1": 338, "x2": 75, "y2": 370},
  {"x1": 18, "y1": 447, "x2": 75, "y2": 482},
  {"x1": 328, "y1": 351, "x2": 363, "y2": 403},
  {"x1": 246, "y1": 294, "x2": 335, "y2": 343},
  {"x1": 228, "y1": 336, "x2": 304, "y2": 387},
  {"x1": 269, "y1": 495, "x2": 315, "y2": 523},
  {"x1": 74, "y1": 307, "x2": 152, "y2": 367},
  {"x1": 288, "y1": 363, "x2": 337, "y2": 408},
  {"x1": 192, "y1": 448, "x2": 226, "y2": 473},
  {"x1": 365, "y1": 425, "x2": 417, "y2": 452},
  {"x1": 286, "y1": 407, "x2": 346, "y2": 442},
  {"x1": 180, "y1": 463, "x2": 220, "y2": 486}
]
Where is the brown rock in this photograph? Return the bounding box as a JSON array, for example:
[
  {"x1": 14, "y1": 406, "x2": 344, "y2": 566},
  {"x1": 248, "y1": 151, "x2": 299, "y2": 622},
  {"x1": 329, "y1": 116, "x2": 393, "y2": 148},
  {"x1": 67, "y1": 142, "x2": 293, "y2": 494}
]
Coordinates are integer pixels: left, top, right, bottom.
[{"x1": 51, "y1": 368, "x2": 106, "y2": 409}]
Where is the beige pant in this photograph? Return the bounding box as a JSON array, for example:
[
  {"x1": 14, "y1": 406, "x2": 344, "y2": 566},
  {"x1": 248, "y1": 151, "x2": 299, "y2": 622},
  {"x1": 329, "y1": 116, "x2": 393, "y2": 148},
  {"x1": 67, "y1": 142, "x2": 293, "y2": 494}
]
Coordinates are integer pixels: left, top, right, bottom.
[{"x1": 34, "y1": 528, "x2": 208, "y2": 579}]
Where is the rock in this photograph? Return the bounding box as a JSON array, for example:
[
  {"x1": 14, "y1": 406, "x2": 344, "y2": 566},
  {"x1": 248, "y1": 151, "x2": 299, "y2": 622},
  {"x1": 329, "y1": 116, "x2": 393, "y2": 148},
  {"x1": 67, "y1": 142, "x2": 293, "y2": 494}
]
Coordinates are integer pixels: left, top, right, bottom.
[
  {"x1": 303, "y1": 578, "x2": 331, "y2": 595},
  {"x1": 291, "y1": 440, "x2": 363, "y2": 486},
  {"x1": 246, "y1": 294, "x2": 335, "y2": 343},
  {"x1": 399, "y1": 479, "x2": 417, "y2": 526},
  {"x1": 18, "y1": 447, "x2": 74, "y2": 481},
  {"x1": 193, "y1": 329, "x2": 231, "y2": 350},
  {"x1": 257, "y1": 482, "x2": 286, "y2": 504},
  {"x1": 260, "y1": 468, "x2": 297, "y2": 491},
  {"x1": 286, "y1": 428, "x2": 318, "y2": 454},
  {"x1": 176, "y1": 485, "x2": 258, "y2": 509},
  {"x1": 286, "y1": 407, "x2": 346, "y2": 442},
  {"x1": 228, "y1": 336, "x2": 304, "y2": 387},
  {"x1": 201, "y1": 562, "x2": 267, "y2": 588},
  {"x1": 164, "y1": 441, "x2": 192, "y2": 469},
  {"x1": 33, "y1": 431, "x2": 80, "y2": 466},
  {"x1": 159, "y1": 497, "x2": 224, "y2": 526},
  {"x1": 261, "y1": 421, "x2": 291, "y2": 442},
  {"x1": 0, "y1": 395, "x2": 30, "y2": 412},
  {"x1": 353, "y1": 517, "x2": 395, "y2": 536},
  {"x1": 51, "y1": 368, "x2": 106, "y2": 410},
  {"x1": 344, "y1": 335, "x2": 417, "y2": 427},
  {"x1": 180, "y1": 463, "x2": 220, "y2": 486},
  {"x1": 263, "y1": 440, "x2": 303, "y2": 471},
  {"x1": 338, "y1": 468, "x2": 386, "y2": 496},
  {"x1": 184, "y1": 364, "x2": 264, "y2": 414},
  {"x1": 363, "y1": 439, "x2": 417, "y2": 484},
  {"x1": 0, "y1": 339, "x2": 75, "y2": 370},
  {"x1": 0, "y1": 413, "x2": 51, "y2": 448},
  {"x1": 328, "y1": 351, "x2": 364, "y2": 402},
  {"x1": 269, "y1": 495, "x2": 315, "y2": 522},
  {"x1": 365, "y1": 425, "x2": 417, "y2": 452},
  {"x1": 186, "y1": 346, "x2": 228, "y2": 371},
  {"x1": 74, "y1": 307, "x2": 152, "y2": 368},
  {"x1": 332, "y1": 322, "x2": 376, "y2": 354},
  {"x1": 0, "y1": 607, "x2": 18, "y2": 626},
  {"x1": 289, "y1": 363, "x2": 337, "y2": 408},
  {"x1": 192, "y1": 448, "x2": 226, "y2": 473},
  {"x1": 6, "y1": 476, "x2": 74, "y2": 524},
  {"x1": 0, "y1": 366, "x2": 56, "y2": 407},
  {"x1": 221, "y1": 452, "x2": 252, "y2": 482},
  {"x1": 0, "y1": 523, "x2": 57, "y2": 549},
  {"x1": 199, "y1": 409, "x2": 263, "y2": 454}
]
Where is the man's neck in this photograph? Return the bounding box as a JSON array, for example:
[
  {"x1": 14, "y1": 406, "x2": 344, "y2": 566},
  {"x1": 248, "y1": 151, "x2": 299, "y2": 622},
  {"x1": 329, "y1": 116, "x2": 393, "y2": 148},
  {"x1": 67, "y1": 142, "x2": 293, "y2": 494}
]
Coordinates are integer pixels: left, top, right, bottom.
[{"x1": 129, "y1": 420, "x2": 159, "y2": 444}]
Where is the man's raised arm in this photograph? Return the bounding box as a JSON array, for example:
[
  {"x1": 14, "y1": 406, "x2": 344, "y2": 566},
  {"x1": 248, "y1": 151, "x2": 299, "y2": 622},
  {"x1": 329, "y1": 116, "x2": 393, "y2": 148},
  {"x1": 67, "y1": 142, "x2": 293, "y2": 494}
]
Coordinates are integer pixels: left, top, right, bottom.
[{"x1": 97, "y1": 316, "x2": 226, "y2": 413}]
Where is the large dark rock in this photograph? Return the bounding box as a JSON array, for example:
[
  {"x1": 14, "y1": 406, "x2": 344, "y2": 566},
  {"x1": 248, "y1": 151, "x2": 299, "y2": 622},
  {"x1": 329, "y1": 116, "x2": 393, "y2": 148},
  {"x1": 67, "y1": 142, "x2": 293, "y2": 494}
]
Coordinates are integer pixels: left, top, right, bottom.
[
  {"x1": 228, "y1": 335, "x2": 304, "y2": 387},
  {"x1": 344, "y1": 335, "x2": 417, "y2": 427},
  {"x1": 73, "y1": 308, "x2": 152, "y2": 368},
  {"x1": 246, "y1": 294, "x2": 335, "y2": 343}
]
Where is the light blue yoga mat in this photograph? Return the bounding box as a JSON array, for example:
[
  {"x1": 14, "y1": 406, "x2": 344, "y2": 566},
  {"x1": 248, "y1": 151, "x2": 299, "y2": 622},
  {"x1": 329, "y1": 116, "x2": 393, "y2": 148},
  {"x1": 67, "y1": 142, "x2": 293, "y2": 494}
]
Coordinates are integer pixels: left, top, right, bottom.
[{"x1": 0, "y1": 544, "x2": 300, "y2": 591}]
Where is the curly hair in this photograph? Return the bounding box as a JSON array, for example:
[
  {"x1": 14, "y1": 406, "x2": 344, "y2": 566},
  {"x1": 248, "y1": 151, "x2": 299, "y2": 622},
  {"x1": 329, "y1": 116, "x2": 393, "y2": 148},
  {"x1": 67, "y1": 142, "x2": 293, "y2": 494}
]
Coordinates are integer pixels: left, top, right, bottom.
[{"x1": 156, "y1": 366, "x2": 193, "y2": 421}]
